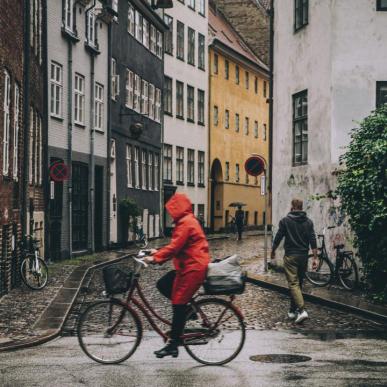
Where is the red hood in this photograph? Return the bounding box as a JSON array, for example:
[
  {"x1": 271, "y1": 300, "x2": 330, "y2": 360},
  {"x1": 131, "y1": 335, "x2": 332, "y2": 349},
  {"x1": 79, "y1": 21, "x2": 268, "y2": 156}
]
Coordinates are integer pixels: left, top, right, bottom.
[{"x1": 166, "y1": 193, "x2": 193, "y2": 222}]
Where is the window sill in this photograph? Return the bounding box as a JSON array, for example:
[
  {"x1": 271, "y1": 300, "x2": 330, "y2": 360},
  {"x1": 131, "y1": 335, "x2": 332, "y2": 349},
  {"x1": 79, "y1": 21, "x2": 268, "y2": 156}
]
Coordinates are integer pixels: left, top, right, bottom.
[
  {"x1": 163, "y1": 179, "x2": 173, "y2": 185},
  {"x1": 197, "y1": 121, "x2": 205, "y2": 126},
  {"x1": 198, "y1": 183, "x2": 205, "y2": 188},
  {"x1": 74, "y1": 122, "x2": 86, "y2": 129},
  {"x1": 187, "y1": 118, "x2": 195, "y2": 123},
  {"x1": 188, "y1": 62, "x2": 196, "y2": 67},
  {"x1": 294, "y1": 23, "x2": 308, "y2": 33},
  {"x1": 198, "y1": 66, "x2": 206, "y2": 72},
  {"x1": 95, "y1": 129, "x2": 105, "y2": 135},
  {"x1": 199, "y1": 12, "x2": 206, "y2": 18},
  {"x1": 176, "y1": 181, "x2": 184, "y2": 186},
  {"x1": 85, "y1": 42, "x2": 101, "y2": 56},
  {"x1": 176, "y1": 56, "x2": 185, "y2": 63},
  {"x1": 61, "y1": 27, "x2": 80, "y2": 43},
  {"x1": 292, "y1": 162, "x2": 308, "y2": 167},
  {"x1": 187, "y1": 182, "x2": 195, "y2": 187},
  {"x1": 50, "y1": 114, "x2": 64, "y2": 122},
  {"x1": 165, "y1": 51, "x2": 174, "y2": 57},
  {"x1": 176, "y1": 115, "x2": 185, "y2": 120},
  {"x1": 164, "y1": 111, "x2": 173, "y2": 117}
]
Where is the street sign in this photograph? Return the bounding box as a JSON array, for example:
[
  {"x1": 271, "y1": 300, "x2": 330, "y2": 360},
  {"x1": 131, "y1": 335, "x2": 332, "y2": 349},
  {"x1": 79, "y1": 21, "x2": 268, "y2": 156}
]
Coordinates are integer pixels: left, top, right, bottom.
[
  {"x1": 50, "y1": 162, "x2": 69, "y2": 182},
  {"x1": 244, "y1": 155, "x2": 265, "y2": 177}
]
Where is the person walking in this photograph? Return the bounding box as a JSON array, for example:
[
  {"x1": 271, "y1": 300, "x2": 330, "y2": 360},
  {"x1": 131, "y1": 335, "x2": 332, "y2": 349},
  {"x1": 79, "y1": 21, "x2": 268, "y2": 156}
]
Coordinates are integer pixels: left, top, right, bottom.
[
  {"x1": 271, "y1": 199, "x2": 318, "y2": 324},
  {"x1": 235, "y1": 206, "x2": 245, "y2": 240}
]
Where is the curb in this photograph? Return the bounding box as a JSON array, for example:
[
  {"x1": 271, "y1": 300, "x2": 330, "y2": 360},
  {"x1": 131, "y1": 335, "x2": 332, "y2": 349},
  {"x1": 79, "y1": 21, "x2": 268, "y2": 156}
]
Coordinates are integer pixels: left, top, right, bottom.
[
  {"x1": 0, "y1": 252, "x2": 136, "y2": 353},
  {"x1": 247, "y1": 273, "x2": 387, "y2": 325}
]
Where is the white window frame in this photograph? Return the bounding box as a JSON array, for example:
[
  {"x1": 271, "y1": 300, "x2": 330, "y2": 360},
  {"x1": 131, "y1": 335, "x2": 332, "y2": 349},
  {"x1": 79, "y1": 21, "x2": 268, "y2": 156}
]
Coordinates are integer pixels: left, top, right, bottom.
[
  {"x1": 148, "y1": 152, "x2": 153, "y2": 190},
  {"x1": 37, "y1": 114, "x2": 42, "y2": 185},
  {"x1": 155, "y1": 88, "x2": 161, "y2": 122},
  {"x1": 148, "y1": 83, "x2": 155, "y2": 120},
  {"x1": 94, "y1": 83, "x2": 104, "y2": 132},
  {"x1": 13, "y1": 84, "x2": 20, "y2": 180},
  {"x1": 154, "y1": 154, "x2": 159, "y2": 191},
  {"x1": 134, "y1": 74, "x2": 141, "y2": 112},
  {"x1": 141, "y1": 150, "x2": 147, "y2": 190},
  {"x1": 64, "y1": 0, "x2": 74, "y2": 33},
  {"x1": 128, "y1": 4, "x2": 135, "y2": 36},
  {"x1": 126, "y1": 145, "x2": 133, "y2": 188},
  {"x1": 143, "y1": 18, "x2": 150, "y2": 49},
  {"x1": 199, "y1": 0, "x2": 205, "y2": 15},
  {"x1": 111, "y1": 58, "x2": 119, "y2": 101},
  {"x1": 29, "y1": 108, "x2": 34, "y2": 184},
  {"x1": 134, "y1": 147, "x2": 140, "y2": 189},
  {"x1": 156, "y1": 30, "x2": 163, "y2": 59},
  {"x1": 141, "y1": 80, "x2": 149, "y2": 115},
  {"x1": 150, "y1": 25, "x2": 157, "y2": 54},
  {"x1": 126, "y1": 69, "x2": 134, "y2": 109},
  {"x1": 50, "y1": 62, "x2": 63, "y2": 118},
  {"x1": 135, "y1": 11, "x2": 143, "y2": 43},
  {"x1": 74, "y1": 74, "x2": 85, "y2": 125},
  {"x1": 87, "y1": 10, "x2": 96, "y2": 47},
  {"x1": 2, "y1": 71, "x2": 11, "y2": 176}
]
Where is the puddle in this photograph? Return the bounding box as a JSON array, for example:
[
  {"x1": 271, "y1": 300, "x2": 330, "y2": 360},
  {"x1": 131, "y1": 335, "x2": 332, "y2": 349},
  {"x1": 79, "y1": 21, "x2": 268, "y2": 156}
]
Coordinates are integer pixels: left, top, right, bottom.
[
  {"x1": 250, "y1": 354, "x2": 312, "y2": 364},
  {"x1": 297, "y1": 330, "x2": 387, "y2": 342},
  {"x1": 319, "y1": 359, "x2": 387, "y2": 367}
]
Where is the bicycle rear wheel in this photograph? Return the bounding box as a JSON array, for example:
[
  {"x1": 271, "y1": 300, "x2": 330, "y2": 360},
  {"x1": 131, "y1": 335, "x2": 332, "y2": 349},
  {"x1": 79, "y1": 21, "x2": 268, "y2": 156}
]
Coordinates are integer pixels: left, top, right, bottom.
[
  {"x1": 20, "y1": 256, "x2": 48, "y2": 290},
  {"x1": 305, "y1": 255, "x2": 333, "y2": 287},
  {"x1": 338, "y1": 254, "x2": 359, "y2": 290},
  {"x1": 184, "y1": 298, "x2": 245, "y2": 366},
  {"x1": 77, "y1": 299, "x2": 142, "y2": 364},
  {"x1": 134, "y1": 237, "x2": 148, "y2": 248}
]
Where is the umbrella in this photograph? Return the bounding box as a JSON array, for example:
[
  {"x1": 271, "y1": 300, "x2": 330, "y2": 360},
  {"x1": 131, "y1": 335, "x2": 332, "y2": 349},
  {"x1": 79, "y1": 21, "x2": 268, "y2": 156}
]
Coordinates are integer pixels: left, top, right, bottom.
[{"x1": 229, "y1": 202, "x2": 247, "y2": 207}]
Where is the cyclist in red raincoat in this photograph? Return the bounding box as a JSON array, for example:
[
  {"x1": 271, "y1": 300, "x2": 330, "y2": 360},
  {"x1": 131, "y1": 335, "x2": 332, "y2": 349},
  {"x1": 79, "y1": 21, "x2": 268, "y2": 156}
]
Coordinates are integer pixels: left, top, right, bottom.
[{"x1": 144, "y1": 193, "x2": 210, "y2": 358}]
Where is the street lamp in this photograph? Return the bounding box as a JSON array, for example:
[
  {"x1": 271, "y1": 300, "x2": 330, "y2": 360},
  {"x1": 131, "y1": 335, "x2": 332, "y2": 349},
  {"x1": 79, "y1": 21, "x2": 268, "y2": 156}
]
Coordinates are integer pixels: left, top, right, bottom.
[{"x1": 151, "y1": 0, "x2": 174, "y2": 9}]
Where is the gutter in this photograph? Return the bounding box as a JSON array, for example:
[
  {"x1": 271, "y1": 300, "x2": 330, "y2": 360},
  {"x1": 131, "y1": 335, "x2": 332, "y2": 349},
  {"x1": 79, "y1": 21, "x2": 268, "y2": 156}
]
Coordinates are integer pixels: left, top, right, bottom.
[
  {"x1": 268, "y1": 0, "x2": 274, "y2": 205},
  {"x1": 67, "y1": 39, "x2": 73, "y2": 258}
]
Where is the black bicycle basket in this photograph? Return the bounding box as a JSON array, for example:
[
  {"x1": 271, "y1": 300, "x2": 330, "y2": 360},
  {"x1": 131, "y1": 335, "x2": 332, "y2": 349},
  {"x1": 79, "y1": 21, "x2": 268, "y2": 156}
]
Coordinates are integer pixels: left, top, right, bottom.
[{"x1": 102, "y1": 265, "x2": 133, "y2": 295}]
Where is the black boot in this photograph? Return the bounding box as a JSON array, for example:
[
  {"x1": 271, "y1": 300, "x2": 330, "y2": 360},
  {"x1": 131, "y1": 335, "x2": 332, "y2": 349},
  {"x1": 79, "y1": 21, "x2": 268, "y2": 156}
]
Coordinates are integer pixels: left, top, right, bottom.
[{"x1": 154, "y1": 340, "x2": 179, "y2": 358}]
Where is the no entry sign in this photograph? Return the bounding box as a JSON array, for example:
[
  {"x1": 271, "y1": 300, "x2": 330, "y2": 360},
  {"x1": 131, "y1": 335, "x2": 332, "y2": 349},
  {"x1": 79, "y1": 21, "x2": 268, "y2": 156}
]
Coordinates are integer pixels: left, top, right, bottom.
[
  {"x1": 244, "y1": 155, "x2": 266, "y2": 177},
  {"x1": 50, "y1": 162, "x2": 69, "y2": 182}
]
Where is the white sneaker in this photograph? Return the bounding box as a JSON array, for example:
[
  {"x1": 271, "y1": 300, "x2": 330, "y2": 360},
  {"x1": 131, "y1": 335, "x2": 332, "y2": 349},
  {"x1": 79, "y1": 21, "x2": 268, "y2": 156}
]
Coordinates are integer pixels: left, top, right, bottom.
[
  {"x1": 287, "y1": 311, "x2": 296, "y2": 320},
  {"x1": 295, "y1": 310, "x2": 309, "y2": 324}
]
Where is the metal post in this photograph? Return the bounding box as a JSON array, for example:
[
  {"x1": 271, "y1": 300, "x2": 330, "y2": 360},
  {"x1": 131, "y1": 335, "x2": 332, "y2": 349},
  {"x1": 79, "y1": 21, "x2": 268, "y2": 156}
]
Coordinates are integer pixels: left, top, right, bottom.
[{"x1": 263, "y1": 169, "x2": 268, "y2": 272}]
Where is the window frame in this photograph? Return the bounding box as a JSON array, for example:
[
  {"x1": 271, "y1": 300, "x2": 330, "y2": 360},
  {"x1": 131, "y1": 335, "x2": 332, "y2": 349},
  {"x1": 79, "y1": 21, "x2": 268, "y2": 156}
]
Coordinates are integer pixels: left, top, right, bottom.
[
  {"x1": 155, "y1": 88, "x2": 161, "y2": 123},
  {"x1": 148, "y1": 83, "x2": 155, "y2": 120},
  {"x1": 125, "y1": 69, "x2": 134, "y2": 109},
  {"x1": 198, "y1": 89, "x2": 205, "y2": 125},
  {"x1": 187, "y1": 148, "x2": 195, "y2": 186},
  {"x1": 176, "y1": 80, "x2": 184, "y2": 119},
  {"x1": 213, "y1": 105, "x2": 218, "y2": 126},
  {"x1": 176, "y1": 21, "x2": 185, "y2": 61},
  {"x1": 187, "y1": 85, "x2": 195, "y2": 122},
  {"x1": 74, "y1": 73, "x2": 85, "y2": 126},
  {"x1": 94, "y1": 83, "x2": 104, "y2": 132},
  {"x1": 2, "y1": 70, "x2": 11, "y2": 176},
  {"x1": 244, "y1": 117, "x2": 249, "y2": 135},
  {"x1": 225, "y1": 109, "x2": 229, "y2": 129},
  {"x1": 377, "y1": 0, "x2": 387, "y2": 10},
  {"x1": 50, "y1": 62, "x2": 63, "y2": 117},
  {"x1": 187, "y1": 27, "x2": 195, "y2": 65},
  {"x1": 292, "y1": 89, "x2": 308, "y2": 166},
  {"x1": 164, "y1": 76, "x2": 173, "y2": 115},
  {"x1": 225, "y1": 59, "x2": 229, "y2": 80},
  {"x1": 294, "y1": 0, "x2": 309, "y2": 32},
  {"x1": 164, "y1": 14, "x2": 173, "y2": 55},
  {"x1": 254, "y1": 120, "x2": 258, "y2": 138},
  {"x1": 235, "y1": 65, "x2": 240, "y2": 85},
  {"x1": 111, "y1": 58, "x2": 119, "y2": 101},
  {"x1": 376, "y1": 81, "x2": 387, "y2": 107},
  {"x1": 13, "y1": 83, "x2": 20, "y2": 180},
  {"x1": 225, "y1": 161, "x2": 229, "y2": 181},
  {"x1": 128, "y1": 4, "x2": 135, "y2": 36},
  {"x1": 163, "y1": 144, "x2": 173, "y2": 183},
  {"x1": 198, "y1": 151, "x2": 205, "y2": 186},
  {"x1": 213, "y1": 53, "x2": 218, "y2": 74},
  {"x1": 176, "y1": 146, "x2": 185, "y2": 184},
  {"x1": 126, "y1": 144, "x2": 133, "y2": 188},
  {"x1": 199, "y1": 0, "x2": 206, "y2": 16},
  {"x1": 134, "y1": 146, "x2": 140, "y2": 189},
  {"x1": 235, "y1": 113, "x2": 240, "y2": 132}
]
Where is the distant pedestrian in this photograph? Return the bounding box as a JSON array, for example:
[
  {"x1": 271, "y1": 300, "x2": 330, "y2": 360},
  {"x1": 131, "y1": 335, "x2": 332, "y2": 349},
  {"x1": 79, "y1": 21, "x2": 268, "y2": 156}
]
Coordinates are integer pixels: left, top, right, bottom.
[
  {"x1": 271, "y1": 199, "x2": 318, "y2": 324},
  {"x1": 235, "y1": 206, "x2": 244, "y2": 240}
]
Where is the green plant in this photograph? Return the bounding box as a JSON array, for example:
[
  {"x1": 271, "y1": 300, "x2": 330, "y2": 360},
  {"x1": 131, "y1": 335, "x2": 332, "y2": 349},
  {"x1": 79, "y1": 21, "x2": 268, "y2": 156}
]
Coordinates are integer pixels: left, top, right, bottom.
[{"x1": 337, "y1": 106, "x2": 387, "y2": 302}]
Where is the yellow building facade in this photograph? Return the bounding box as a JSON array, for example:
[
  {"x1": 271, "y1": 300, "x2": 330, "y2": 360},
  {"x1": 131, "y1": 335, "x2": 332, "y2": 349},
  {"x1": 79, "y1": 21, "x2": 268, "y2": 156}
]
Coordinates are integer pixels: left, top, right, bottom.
[{"x1": 208, "y1": 7, "x2": 270, "y2": 231}]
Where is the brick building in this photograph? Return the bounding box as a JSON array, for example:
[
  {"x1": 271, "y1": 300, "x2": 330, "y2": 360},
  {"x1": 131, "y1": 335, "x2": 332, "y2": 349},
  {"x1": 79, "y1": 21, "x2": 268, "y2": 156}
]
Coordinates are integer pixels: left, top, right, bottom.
[{"x1": 0, "y1": 0, "x2": 24, "y2": 296}]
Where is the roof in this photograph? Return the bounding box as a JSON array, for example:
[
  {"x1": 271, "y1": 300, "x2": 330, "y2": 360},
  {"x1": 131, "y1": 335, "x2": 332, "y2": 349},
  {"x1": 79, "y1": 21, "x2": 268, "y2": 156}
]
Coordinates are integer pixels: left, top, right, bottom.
[{"x1": 208, "y1": 6, "x2": 269, "y2": 72}]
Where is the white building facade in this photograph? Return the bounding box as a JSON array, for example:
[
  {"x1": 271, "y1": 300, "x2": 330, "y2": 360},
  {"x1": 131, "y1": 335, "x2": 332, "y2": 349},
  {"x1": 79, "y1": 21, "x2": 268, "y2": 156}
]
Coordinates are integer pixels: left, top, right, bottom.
[
  {"x1": 272, "y1": 0, "x2": 387, "y2": 250},
  {"x1": 162, "y1": 0, "x2": 209, "y2": 232}
]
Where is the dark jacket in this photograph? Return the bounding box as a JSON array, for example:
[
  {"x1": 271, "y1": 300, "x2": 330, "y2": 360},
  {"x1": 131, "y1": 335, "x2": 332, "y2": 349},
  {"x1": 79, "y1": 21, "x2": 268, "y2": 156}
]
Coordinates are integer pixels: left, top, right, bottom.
[
  {"x1": 272, "y1": 211, "x2": 317, "y2": 257},
  {"x1": 235, "y1": 209, "x2": 244, "y2": 227}
]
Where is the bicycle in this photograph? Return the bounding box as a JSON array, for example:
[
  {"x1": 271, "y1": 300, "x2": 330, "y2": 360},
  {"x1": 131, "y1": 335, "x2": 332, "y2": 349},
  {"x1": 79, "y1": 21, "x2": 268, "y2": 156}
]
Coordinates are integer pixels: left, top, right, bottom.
[
  {"x1": 19, "y1": 235, "x2": 48, "y2": 290},
  {"x1": 305, "y1": 227, "x2": 359, "y2": 290},
  {"x1": 132, "y1": 222, "x2": 148, "y2": 248},
  {"x1": 77, "y1": 252, "x2": 246, "y2": 366}
]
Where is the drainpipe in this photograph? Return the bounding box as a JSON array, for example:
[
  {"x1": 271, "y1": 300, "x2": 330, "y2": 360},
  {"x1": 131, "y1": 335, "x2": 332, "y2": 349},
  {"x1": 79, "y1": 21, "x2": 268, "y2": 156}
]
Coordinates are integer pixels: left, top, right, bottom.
[
  {"x1": 208, "y1": 46, "x2": 213, "y2": 232},
  {"x1": 67, "y1": 40, "x2": 73, "y2": 257},
  {"x1": 268, "y1": 0, "x2": 274, "y2": 220},
  {"x1": 86, "y1": 0, "x2": 97, "y2": 253},
  {"x1": 22, "y1": 0, "x2": 31, "y2": 238}
]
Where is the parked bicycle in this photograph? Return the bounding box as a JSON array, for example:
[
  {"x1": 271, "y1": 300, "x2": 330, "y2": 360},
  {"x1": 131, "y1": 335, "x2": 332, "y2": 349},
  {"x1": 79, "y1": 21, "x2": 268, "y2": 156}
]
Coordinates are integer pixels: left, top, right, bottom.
[
  {"x1": 132, "y1": 222, "x2": 148, "y2": 248},
  {"x1": 305, "y1": 227, "x2": 359, "y2": 290},
  {"x1": 19, "y1": 235, "x2": 48, "y2": 290},
  {"x1": 77, "y1": 251, "x2": 246, "y2": 366}
]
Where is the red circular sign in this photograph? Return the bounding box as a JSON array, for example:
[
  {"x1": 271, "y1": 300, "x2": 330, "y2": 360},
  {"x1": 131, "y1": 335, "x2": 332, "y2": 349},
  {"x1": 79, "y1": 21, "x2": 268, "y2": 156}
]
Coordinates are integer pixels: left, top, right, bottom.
[
  {"x1": 50, "y1": 162, "x2": 69, "y2": 182},
  {"x1": 245, "y1": 156, "x2": 266, "y2": 177}
]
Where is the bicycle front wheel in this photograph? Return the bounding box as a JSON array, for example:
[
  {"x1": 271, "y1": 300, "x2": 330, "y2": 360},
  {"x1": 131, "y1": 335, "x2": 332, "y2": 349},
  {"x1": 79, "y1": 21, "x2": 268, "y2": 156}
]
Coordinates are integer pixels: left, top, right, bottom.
[
  {"x1": 305, "y1": 254, "x2": 333, "y2": 287},
  {"x1": 20, "y1": 256, "x2": 48, "y2": 290},
  {"x1": 338, "y1": 254, "x2": 359, "y2": 290},
  {"x1": 77, "y1": 299, "x2": 142, "y2": 364},
  {"x1": 184, "y1": 298, "x2": 246, "y2": 366}
]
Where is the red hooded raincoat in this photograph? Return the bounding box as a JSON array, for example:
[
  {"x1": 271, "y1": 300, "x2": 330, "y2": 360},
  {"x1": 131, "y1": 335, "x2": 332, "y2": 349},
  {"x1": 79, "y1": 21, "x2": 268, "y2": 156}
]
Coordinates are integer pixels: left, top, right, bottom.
[{"x1": 153, "y1": 193, "x2": 210, "y2": 304}]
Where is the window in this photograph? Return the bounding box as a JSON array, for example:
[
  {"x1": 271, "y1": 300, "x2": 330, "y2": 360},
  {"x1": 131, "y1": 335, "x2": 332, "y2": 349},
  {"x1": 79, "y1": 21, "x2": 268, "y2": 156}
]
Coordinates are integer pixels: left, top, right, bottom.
[
  {"x1": 198, "y1": 33, "x2": 205, "y2": 70},
  {"x1": 176, "y1": 146, "x2": 184, "y2": 184},
  {"x1": 112, "y1": 0, "x2": 118, "y2": 18},
  {"x1": 13, "y1": 84, "x2": 20, "y2": 180},
  {"x1": 156, "y1": 30, "x2": 163, "y2": 58},
  {"x1": 128, "y1": 4, "x2": 135, "y2": 35},
  {"x1": 135, "y1": 11, "x2": 143, "y2": 42},
  {"x1": 176, "y1": 81, "x2": 184, "y2": 118},
  {"x1": 148, "y1": 152, "x2": 153, "y2": 190},
  {"x1": 198, "y1": 89, "x2": 205, "y2": 124},
  {"x1": 142, "y1": 150, "x2": 147, "y2": 189},
  {"x1": 225, "y1": 162, "x2": 229, "y2": 181},
  {"x1": 236, "y1": 164, "x2": 240, "y2": 182},
  {"x1": 134, "y1": 147, "x2": 140, "y2": 188},
  {"x1": 235, "y1": 113, "x2": 240, "y2": 132},
  {"x1": 126, "y1": 69, "x2": 134, "y2": 108},
  {"x1": 164, "y1": 15, "x2": 173, "y2": 55},
  {"x1": 254, "y1": 211, "x2": 258, "y2": 225},
  {"x1": 148, "y1": 83, "x2": 155, "y2": 119},
  {"x1": 245, "y1": 71, "x2": 249, "y2": 89},
  {"x1": 155, "y1": 88, "x2": 161, "y2": 122},
  {"x1": 198, "y1": 151, "x2": 205, "y2": 186},
  {"x1": 2, "y1": 71, "x2": 11, "y2": 175},
  {"x1": 245, "y1": 172, "x2": 249, "y2": 184},
  {"x1": 295, "y1": 0, "x2": 308, "y2": 31},
  {"x1": 134, "y1": 74, "x2": 141, "y2": 112},
  {"x1": 225, "y1": 60, "x2": 229, "y2": 79},
  {"x1": 141, "y1": 80, "x2": 149, "y2": 115},
  {"x1": 163, "y1": 144, "x2": 172, "y2": 182},
  {"x1": 188, "y1": 0, "x2": 195, "y2": 10},
  {"x1": 87, "y1": 10, "x2": 96, "y2": 47},
  {"x1": 377, "y1": 0, "x2": 387, "y2": 10},
  {"x1": 187, "y1": 149, "x2": 195, "y2": 185},
  {"x1": 187, "y1": 28, "x2": 195, "y2": 65},
  {"x1": 94, "y1": 83, "x2": 104, "y2": 131},
  {"x1": 177, "y1": 21, "x2": 185, "y2": 60},
  {"x1": 263, "y1": 123, "x2": 267, "y2": 141},
  {"x1": 213, "y1": 53, "x2": 218, "y2": 74},
  {"x1": 187, "y1": 85, "x2": 195, "y2": 122},
  {"x1": 255, "y1": 77, "x2": 258, "y2": 94},
  {"x1": 199, "y1": 0, "x2": 205, "y2": 15},
  {"x1": 164, "y1": 77, "x2": 173, "y2": 115},
  {"x1": 126, "y1": 145, "x2": 133, "y2": 187},
  {"x1": 50, "y1": 62, "x2": 63, "y2": 117},
  {"x1": 154, "y1": 154, "x2": 159, "y2": 190},
  {"x1": 225, "y1": 110, "x2": 229, "y2": 129},
  {"x1": 376, "y1": 81, "x2": 387, "y2": 107},
  {"x1": 143, "y1": 19, "x2": 150, "y2": 49},
  {"x1": 150, "y1": 25, "x2": 157, "y2": 54},
  {"x1": 213, "y1": 106, "x2": 218, "y2": 126},
  {"x1": 111, "y1": 58, "x2": 119, "y2": 100},
  {"x1": 64, "y1": 0, "x2": 74, "y2": 32},
  {"x1": 244, "y1": 117, "x2": 249, "y2": 135},
  {"x1": 254, "y1": 120, "x2": 258, "y2": 138},
  {"x1": 74, "y1": 74, "x2": 85, "y2": 125},
  {"x1": 293, "y1": 90, "x2": 308, "y2": 165},
  {"x1": 263, "y1": 80, "x2": 267, "y2": 97},
  {"x1": 235, "y1": 65, "x2": 240, "y2": 84}
]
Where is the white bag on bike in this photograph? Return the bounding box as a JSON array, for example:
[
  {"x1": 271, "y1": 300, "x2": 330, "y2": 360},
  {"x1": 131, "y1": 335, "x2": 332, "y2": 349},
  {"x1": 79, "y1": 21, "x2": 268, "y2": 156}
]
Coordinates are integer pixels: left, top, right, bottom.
[{"x1": 204, "y1": 255, "x2": 246, "y2": 295}]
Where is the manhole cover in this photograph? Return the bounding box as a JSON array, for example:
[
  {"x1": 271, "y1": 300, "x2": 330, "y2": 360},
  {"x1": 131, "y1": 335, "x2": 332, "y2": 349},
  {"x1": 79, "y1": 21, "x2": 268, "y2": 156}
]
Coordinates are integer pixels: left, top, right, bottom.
[{"x1": 250, "y1": 354, "x2": 312, "y2": 364}]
